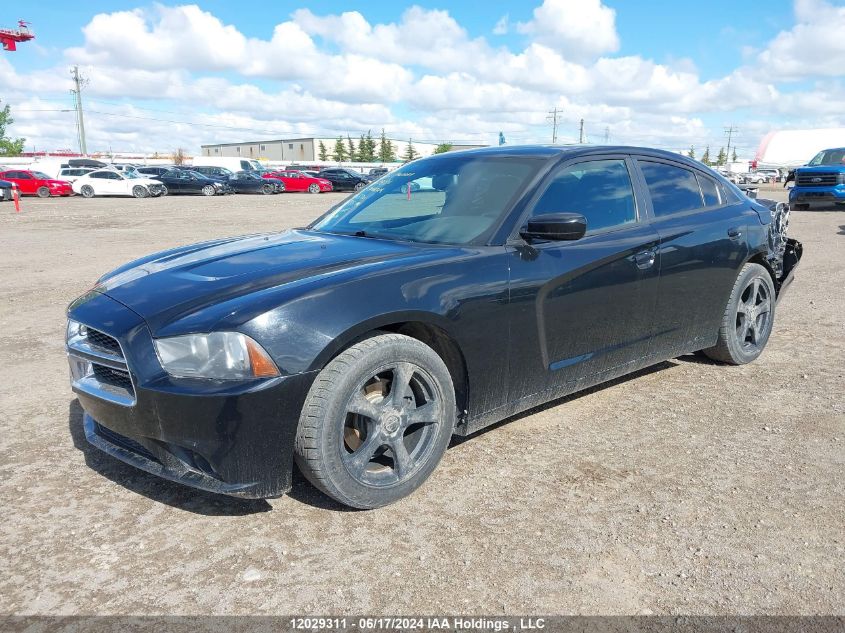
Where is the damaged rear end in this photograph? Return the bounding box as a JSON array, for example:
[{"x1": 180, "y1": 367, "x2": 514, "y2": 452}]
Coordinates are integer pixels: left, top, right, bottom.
[{"x1": 756, "y1": 197, "x2": 803, "y2": 301}]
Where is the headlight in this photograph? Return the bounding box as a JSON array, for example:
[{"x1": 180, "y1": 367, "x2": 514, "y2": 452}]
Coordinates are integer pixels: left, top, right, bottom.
[
  {"x1": 837, "y1": 174, "x2": 845, "y2": 185},
  {"x1": 67, "y1": 319, "x2": 85, "y2": 343},
  {"x1": 154, "y1": 332, "x2": 279, "y2": 380}
]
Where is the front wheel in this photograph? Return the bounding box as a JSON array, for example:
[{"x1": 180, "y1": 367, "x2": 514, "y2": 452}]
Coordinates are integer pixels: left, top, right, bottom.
[
  {"x1": 353, "y1": 182, "x2": 366, "y2": 192},
  {"x1": 132, "y1": 185, "x2": 148, "y2": 198},
  {"x1": 201, "y1": 184, "x2": 216, "y2": 196},
  {"x1": 295, "y1": 333, "x2": 456, "y2": 509},
  {"x1": 261, "y1": 183, "x2": 274, "y2": 195},
  {"x1": 80, "y1": 185, "x2": 95, "y2": 198},
  {"x1": 36, "y1": 186, "x2": 51, "y2": 198},
  {"x1": 703, "y1": 263, "x2": 775, "y2": 365},
  {"x1": 308, "y1": 183, "x2": 320, "y2": 194}
]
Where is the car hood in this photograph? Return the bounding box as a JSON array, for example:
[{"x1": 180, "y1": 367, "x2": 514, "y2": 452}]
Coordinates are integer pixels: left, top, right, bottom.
[
  {"x1": 796, "y1": 164, "x2": 845, "y2": 173},
  {"x1": 94, "y1": 229, "x2": 434, "y2": 332}
]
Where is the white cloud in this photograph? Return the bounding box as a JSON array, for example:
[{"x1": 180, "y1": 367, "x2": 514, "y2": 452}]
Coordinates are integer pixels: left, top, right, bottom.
[
  {"x1": 3, "y1": 1, "x2": 845, "y2": 157},
  {"x1": 757, "y1": 0, "x2": 845, "y2": 80},
  {"x1": 517, "y1": 0, "x2": 620, "y2": 60},
  {"x1": 493, "y1": 15, "x2": 509, "y2": 35}
]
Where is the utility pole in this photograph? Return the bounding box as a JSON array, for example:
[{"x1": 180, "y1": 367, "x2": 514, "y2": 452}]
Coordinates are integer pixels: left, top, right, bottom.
[
  {"x1": 70, "y1": 65, "x2": 88, "y2": 155},
  {"x1": 546, "y1": 107, "x2": 560, "y2": 144},
  {"x1": 579, "y1": 119, "x2": 585, "y2": 144},
  {"x1": 724, "y1": 124, "x2": 737, "y2": 167},
  {"x1": 604, "y1": 126, "x2": 610, "y2": 144}
]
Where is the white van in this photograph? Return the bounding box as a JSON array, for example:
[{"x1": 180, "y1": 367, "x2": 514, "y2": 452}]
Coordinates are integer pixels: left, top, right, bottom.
[{"x1": 191, "y1": 157, "x2": 264, "y2": 172}]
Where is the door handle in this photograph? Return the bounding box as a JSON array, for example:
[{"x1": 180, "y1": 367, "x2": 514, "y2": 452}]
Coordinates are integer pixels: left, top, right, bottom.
[
  {"x1": 728, "y1": 227, "x2": 742, "y2": 240},
  {"x1": 633, "y1": 249, "x2": 656, "y2": 269}
]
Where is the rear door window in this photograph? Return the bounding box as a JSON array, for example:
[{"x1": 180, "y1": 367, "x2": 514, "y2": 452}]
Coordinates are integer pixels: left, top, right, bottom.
[{"x1": 639, "y1": 161, "x2": 704, "y2": 217}]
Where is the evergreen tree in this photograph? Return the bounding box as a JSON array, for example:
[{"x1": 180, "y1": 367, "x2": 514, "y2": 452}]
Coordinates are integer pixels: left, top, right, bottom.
[
  {"x1": 378, "y1": 129, "x2": 396, "y2": 162},
  {"x1": 333, "y1": 136, "x2": 347, "y2": 162},
  {"x1": 359, "y1": 130, "x2": 376, "y2": 162},
  {"x1": 0, "y1": 102, "x2": 26, "y2": 156},
  {"x1": 732, "y1": 148, "x2": 738, "y2": 162},
  {"x1": 346, "y1": 135, "x2": 357, "y2": 162},
  {"x1": 701, "y1": 145, "x2": 711, "y2": 166},
  {"x1": 318, "y1": 140, "x2": 328, "y2": 161},
  {"x1": 402, "y1": 139, "x2": 418, "y2": 162},
  {"x1": 717, "y1": 147, "x2": 727, "y2": 166},
  {"x1": 687, "y1": 146, "x2": 696, "y2": 160},
  {"x1": 434, "y1": 143, "x2": 453, "y2": 154}
]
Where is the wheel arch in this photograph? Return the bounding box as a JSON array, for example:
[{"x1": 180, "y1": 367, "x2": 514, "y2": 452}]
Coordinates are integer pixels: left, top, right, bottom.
[
  {"x1": 310, "y1": 313, "x2": 470, "y2": 418},
  {"x1": 744, "y1": 250, "x2": 778, "y2": 293}
]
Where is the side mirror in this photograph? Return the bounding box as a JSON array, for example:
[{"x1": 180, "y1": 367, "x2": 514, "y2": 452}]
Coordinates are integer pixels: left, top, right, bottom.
[{"x1": 520, "y1": 212, "x2": 587, "y2": 241}]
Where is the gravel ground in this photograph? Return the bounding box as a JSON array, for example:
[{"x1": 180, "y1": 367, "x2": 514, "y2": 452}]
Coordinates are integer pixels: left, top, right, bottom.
[{"x1": 0, "y1": 187, "x2": 842, "y2": 616}]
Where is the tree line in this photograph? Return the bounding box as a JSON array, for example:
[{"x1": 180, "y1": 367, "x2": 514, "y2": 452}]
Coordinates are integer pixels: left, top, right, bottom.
[
  {"x1": 317, "y1": 129, "x2": 455, "y2": 163},
  {"x1": 686, "y1": 145, "x2": 739, "y2": 166}
]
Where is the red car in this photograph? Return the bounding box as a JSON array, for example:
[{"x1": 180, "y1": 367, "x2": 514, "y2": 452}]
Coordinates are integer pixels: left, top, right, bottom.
[
  {"x1": 0, "y1": 169, "x2": 74, "y2": 197},
  {"x1": 263, "y1": 170, "x2": 333, "y2": 193}
]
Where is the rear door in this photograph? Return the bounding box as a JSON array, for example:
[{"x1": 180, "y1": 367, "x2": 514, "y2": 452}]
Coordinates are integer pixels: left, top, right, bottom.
[
  {"x1": 634, "y1": 158, "x2": 755, "y2": 356},
  {"x1": 506, "y1": 155, "x2": 661, "y2": 400}
]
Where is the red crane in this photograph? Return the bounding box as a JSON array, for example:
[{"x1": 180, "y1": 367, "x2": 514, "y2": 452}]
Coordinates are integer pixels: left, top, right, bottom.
[{"x1": 0, "y1": 20, "x2": 34, "y2": 51}]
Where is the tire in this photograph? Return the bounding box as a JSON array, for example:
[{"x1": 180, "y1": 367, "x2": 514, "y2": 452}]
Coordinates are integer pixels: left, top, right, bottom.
[
  {"x1": 80, "y1": 185, "x2": 95, "y2": 199},
  {"x1": 36, "y1": 186, "x2": 51, "y2": 198},
  {"x1": 159, "y1": 185, "x2": 168, "y2": 196},
  {"x1": 308, "y1": 183, "x2": 320, "y2": 194},
  {"x1": 295, "y1": 333, "x2": 456, "y2": 509},
  {"x1": 261, "y1": 183, "x2": 274, "y2": 195},
  {"x1": 202, "y1": 185, "x2": 216, "y2": 196},
  {"x1": 703, "y1": 263, "x2": 776, "y2": 365},
  {"x1": 354, "y1": 182, "x2": 366, "y2": 192},
  {"x1": 132, "y1": 185, "x2": 148, "y2": 198}
]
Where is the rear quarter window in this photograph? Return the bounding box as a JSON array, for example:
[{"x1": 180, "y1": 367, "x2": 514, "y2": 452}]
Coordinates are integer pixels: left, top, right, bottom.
[
  {"x1": 697, "y1": 174, "x2": 720, "y2": 207},
  {"x1": 639, "y1": 161, "x2": 704, "y2": 217}
]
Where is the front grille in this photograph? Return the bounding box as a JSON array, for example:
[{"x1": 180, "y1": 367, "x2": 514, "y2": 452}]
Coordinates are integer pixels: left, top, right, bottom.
[
  {"x1": 796, "y1": 172, "x2": 838, "y2": 187},
  {"x1": 68, "y1": 322, "x2": 136, "y2": 406},
  {"x1": 94, "y1": 422, "x2": 158, "y2": 463},
  {"x1": 85, "y1": 327, "x2": 123, "y2": 358}
]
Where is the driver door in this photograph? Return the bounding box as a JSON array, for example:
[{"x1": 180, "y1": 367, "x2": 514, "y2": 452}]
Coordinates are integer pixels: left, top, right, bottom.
[{"x1": 506, "y1": 156, "x2": 661, "y2": 402}]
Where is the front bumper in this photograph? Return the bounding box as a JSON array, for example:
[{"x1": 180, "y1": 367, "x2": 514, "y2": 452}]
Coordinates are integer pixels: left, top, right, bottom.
[
  {"x1": 789, "y1": 186, "x2": 845, "y2": 206},
  {"x1": 68, "y1": 291, "x2": 317, "y2": 498}
]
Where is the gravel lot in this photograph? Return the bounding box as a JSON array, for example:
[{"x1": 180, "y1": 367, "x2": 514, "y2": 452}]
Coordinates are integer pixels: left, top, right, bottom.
[{"x1": 0, "y1": 188, "x2": 842, "y2": 616}]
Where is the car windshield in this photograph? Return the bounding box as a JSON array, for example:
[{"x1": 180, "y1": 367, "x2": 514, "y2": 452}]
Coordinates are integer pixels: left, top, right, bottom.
[
  {"x1": 311, "y1": 154, "x2": 544, "y2": 245},
  {"x1": 32, "y1": 171, "x2": 51, "y2": 179},
  {"x1": 808, "y1": 149, "x2": 845, "y2": 166},
  {"x1": 123, "y1": 171, "x2": 140, "y2": 179}
]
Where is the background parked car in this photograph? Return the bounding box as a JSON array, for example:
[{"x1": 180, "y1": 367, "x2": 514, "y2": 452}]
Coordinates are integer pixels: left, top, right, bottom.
[
  {"x1": 228, "y1": 171, "x2": 284, "y2": 194},
  {"x1": 152, "y1": 169, "x2": 232, "y2": 195},
  {"x1": 0, "y1": 169, "x2": 73, "y2": 197},
  {"x1": 0, "y1": 178, "x2": 16, "y2": 202},
  {"x1": 369, "y1": 167, "x2": 389, "y2": 178},
  {"x1": 136, "y1": 166, "x2": 176, "y2": 178},
  {"x1": 190, "y1": 165, "x2": 235, "y2": 180},
  {"x1": 316, "y1": 168, "x2": 372, "y2": 191},
  {"x1": 743, "y1": 172, "x2": 769, "y2": 184},
  {"x1": 263, "y1": 170, "x2": 332, "y2": 193},
  {"x1": 72, "y1": 169, "x2": 167, "y2": 198},
  {"x1": 56, "y1": 167, "x2": 95, "y2": 183}
]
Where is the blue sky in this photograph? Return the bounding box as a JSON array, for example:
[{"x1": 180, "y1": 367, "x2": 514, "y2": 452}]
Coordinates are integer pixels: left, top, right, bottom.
[{"x1": 2, "y1": 0, "x2": 844, "y2": 156}]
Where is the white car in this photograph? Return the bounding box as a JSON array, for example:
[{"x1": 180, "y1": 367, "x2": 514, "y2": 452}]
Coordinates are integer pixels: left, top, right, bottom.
[
  {"x1": 72, "y1": 169, "x2": 167, "y2": 198},
  {"x1": 57, "y1": 167, "x2": 95, "y2": 183}
]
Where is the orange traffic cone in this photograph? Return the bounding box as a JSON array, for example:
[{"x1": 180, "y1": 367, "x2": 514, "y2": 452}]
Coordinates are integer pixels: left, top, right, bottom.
[{"x1": 12, "y1": 185, "x2": 20, "y2": 212}]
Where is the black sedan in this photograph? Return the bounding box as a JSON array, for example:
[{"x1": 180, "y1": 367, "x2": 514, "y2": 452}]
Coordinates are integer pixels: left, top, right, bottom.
[
  {"x1": 66, "y1": 145, "x2": 801, "y2": 509},
  {"x1": 0, "y1": 178, "x2": 15, "y2": 202},
  {"x1": 316, "y1": 168, "x2": 371, "y2": 191},
  {"x1": 228, "y1": 171, "x2": 284, "y2": 194},
  {"x1": 151, "y1": 169, "x2": 232, "y2": 195}
]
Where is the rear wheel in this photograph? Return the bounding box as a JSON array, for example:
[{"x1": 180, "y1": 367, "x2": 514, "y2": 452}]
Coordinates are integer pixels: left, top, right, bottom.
[
  {"x1": 202, "y1": 184, "x2": 216, "y2": 196},
  {"x1": 308, "y1": 183, "x2": 320, "y2": 194},
  {"x1": 80, "y1": 185, "x2": 95, "y2": 198},
  {"x1": 36, "y1": 186, "x2": 51, "y2": 198},
  {"x1": 261, "y1": 183, "x2": 274, "y2": 195},
  {"x1": 354, "y1": 182, "x2": 366, "y2": 192},
  {"x1": 703, "y1": 263, "x2": 775, "y2": 365},
  {"x1": 159, "y1": 185, "x2": 168, "y2": 196},
  {"x1": 132, "y1": 185, "x2": 148, "y2": 198},
  {"x1": 295, "y1": 333, "x2": 456, "y2": 509}
]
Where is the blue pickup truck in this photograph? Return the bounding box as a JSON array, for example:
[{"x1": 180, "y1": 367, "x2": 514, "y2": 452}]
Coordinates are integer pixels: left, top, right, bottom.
[{"x1": 789, "y1": 147, "x2": 845, "y2": 209}]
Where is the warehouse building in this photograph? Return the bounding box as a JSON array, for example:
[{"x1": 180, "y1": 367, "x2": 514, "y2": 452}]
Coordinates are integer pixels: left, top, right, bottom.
[{"x1": 200, "y1": 137, "x2": 486, "y2": 162}]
